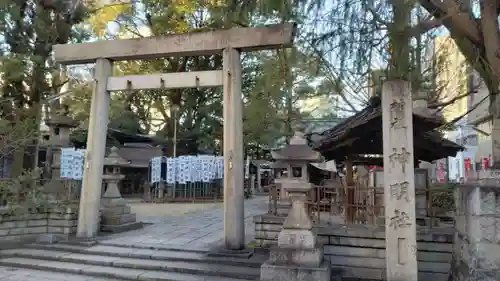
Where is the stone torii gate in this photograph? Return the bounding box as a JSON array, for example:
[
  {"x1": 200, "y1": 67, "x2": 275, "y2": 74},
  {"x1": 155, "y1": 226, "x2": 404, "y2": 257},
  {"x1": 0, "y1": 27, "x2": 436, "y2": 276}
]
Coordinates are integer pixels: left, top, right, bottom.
[{"x1": 53, "y1": 24, "x2": 296, "y2": 250}]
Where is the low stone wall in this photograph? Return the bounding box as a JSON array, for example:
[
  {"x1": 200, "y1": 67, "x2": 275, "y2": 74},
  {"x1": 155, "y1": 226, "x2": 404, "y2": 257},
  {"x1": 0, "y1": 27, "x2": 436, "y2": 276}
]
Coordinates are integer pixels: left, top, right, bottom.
[
  {"x1": 450, "y1": 184, "x2": 500, "y2": 281},
  {"x1": 254, "y1": 214, "x2": 452, "y2": 281},
  {"x1": 0, "y1": 203, "x2": 79, "y2": 246}
]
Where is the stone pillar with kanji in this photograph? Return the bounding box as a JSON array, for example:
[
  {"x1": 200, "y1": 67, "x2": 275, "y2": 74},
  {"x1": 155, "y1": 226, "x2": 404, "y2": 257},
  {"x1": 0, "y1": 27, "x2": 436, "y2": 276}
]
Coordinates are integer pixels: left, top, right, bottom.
[
  {"x1": 101, "y1": 147, "x2": 142, "y2": 233},
  {"x1": 381, "y1": 80, "x2": 418, "y2": 281},
  {"x1": 261, "y1": 130, "x2": 331, "y2": 281}
]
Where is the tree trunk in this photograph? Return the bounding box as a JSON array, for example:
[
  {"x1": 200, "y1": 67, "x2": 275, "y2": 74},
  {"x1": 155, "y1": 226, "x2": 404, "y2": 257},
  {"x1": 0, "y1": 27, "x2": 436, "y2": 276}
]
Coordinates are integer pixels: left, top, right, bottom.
[
  {"x1": 278, "y1": 49, "x2": 294, "y2": 142},
  {"x1": 388, "y1": 0, "x2": 412, "y2": 80}
]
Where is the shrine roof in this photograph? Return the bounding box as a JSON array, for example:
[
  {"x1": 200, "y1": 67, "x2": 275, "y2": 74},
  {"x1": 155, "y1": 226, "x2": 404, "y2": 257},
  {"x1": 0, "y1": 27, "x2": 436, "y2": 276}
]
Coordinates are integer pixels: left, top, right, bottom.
[
  {"x1": 250, "y1": 160, "x2": 272, "y2": 168},
  {"x1": 108, "y1": 145, "x2": 163, "y2": 168},
  {"x1": 271, "y1": 144, "x2": 322, "y2": 161},
  {"x1": 72, "y1": 128, "x2": 162, "y2": 146},
  {"x1": 271, "y1": 131, "x2": 322, "y2": 161},
  {"x1": 308, "y1": 98, "x2": 463, "y2": 163},
  {"x1": 71, "y1": 128, "x2": 164, "y2": 168}
]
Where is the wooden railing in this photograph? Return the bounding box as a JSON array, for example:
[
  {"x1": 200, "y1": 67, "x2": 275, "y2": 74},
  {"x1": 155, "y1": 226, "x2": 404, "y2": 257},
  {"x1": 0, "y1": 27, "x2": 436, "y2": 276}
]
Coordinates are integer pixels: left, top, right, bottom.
[{"x1": 267, "y1": 178, "x2": 455, "y2": 227}]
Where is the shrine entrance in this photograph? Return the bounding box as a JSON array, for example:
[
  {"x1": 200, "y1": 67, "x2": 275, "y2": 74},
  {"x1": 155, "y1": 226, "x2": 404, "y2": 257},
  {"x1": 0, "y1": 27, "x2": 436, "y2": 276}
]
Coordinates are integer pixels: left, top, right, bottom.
[{"x1": 53, "y1": 24, "x2": 296, "y2": 250}]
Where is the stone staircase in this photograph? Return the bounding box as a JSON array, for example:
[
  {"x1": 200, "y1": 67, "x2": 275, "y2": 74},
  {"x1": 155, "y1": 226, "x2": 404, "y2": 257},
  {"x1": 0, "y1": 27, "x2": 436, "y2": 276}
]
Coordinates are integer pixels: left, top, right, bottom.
[{"x1": 0, "y1": 241, "x2": 265, "y2": 281}]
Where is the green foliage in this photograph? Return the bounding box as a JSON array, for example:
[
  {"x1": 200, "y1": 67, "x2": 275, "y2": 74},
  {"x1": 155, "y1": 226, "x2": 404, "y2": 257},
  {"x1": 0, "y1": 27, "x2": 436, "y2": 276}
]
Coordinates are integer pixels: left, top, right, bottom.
[
  {"x1": 0, "y1": 0, "x2": 90, "y2": 209},
  {"x1": 0, "y1": 168, "x2": 59, "y2": 216},
  {"x1": 73, "y1": 0, "x2": 334, "y2": 155},
  {"x1": 1, "y1": 0, "x2": 353, "y2": 166},
  {"x1": 430, "y1": 183, "x2": 456, "y2": 213}
]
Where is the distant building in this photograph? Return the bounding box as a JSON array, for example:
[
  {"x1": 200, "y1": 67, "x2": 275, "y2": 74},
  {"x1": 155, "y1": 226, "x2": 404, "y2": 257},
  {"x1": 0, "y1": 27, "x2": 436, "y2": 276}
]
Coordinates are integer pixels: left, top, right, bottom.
[
  {"x1": 429, "y1": 36, "x2": 490, "y2": 181},
  {"x1": 466, "y1": 68, "x2": 492, "y2": 168}
]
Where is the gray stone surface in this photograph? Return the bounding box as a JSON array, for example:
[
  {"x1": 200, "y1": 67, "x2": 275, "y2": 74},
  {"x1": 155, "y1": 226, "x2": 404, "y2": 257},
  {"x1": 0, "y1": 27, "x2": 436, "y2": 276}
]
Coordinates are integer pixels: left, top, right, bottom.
[
  {"x1": 0, "y1": 209, "x2": 79, "y2": 245},
  {"x1": 255, "y1": 213, "x2": 453, "y2": 280},
  {"x1": 37, "y1": 234, "x2": 59, "y2": 244},
  {"x1": 100, "y1": 196, "x2": 267, "y2": 248},
  {"x1": 101, "y1": 221, "x2": 143, "y2": 233},
  {"x1": 261, "y1": 260, "x2": 331, "y2": 281},
  {"x1": 451, "y1": 185, "x2": 500, "y2": 281},
  {"x1": 268, "y1": 246, "x2": 323, "y2": 267},
  {"x1": 0, "y1": 266, "x2": 122, "y2": 281},
  {"x1": 0, "y1": 197, "x2": 269, "y2": 281}
]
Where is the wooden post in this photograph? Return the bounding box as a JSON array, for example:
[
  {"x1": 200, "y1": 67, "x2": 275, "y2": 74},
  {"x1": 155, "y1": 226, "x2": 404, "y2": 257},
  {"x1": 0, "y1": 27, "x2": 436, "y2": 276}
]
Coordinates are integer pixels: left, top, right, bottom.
[
  {"x1": 257, "y1": 166, "x2": 262, "y2": 192},
  {"x1": 76, "y1": 59, "x2": 112, "y2": 239},
  {"x1": 345, "y1": 157, "x2": 355, "y2": 223},
  {"x1": 381, "y1": 80, "x2": 417, "y2": 281},
  {"x1": 223, "y1": 48, "x2": 245, "y2": 250}
]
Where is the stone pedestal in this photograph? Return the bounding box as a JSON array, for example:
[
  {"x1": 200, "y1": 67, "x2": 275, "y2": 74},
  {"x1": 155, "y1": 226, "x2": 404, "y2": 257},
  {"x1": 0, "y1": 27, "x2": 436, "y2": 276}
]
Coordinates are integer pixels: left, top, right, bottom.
[
  {"x1": 261, "y1": 182, "x2": 331, "y2": 281},
  {"x1": 101, "y1": 178, "x2": 142, "y2": 233},
  {"x1": 276, "y1": 200, "x2": 292, "y2": 216},
  {"x1": 100, "y1": 147, "x2": 142, "y2": 233}
]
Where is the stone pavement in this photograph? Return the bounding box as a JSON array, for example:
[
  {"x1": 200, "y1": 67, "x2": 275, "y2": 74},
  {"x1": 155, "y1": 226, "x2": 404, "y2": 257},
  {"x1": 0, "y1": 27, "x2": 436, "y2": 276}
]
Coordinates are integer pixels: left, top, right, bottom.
[
  {"x1": 128, "y1": 200, "x2": 223, "y2": 224},
  {"x1": 103, "y1": 195, "x2": 268, "y2": 248},
  {"x1": 0, "y1": 267, "x2": 121, "y2": 281},
  {"x1": 0, "y1": 196, "x2": 269, "y2": 281}
]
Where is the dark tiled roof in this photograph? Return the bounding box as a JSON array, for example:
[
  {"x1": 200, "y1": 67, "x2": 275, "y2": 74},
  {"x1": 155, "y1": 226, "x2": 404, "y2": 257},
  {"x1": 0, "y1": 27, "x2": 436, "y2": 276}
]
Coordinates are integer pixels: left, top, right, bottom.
[
  {"x1": 105, "y1": 145, "x2": 163, "y2": 168},
  {"x1": 307, "y1": 99, "x2": 463, "y2": 162},
  {"x1": 272, "y1": 144, "x2": 321, "y2": 161},
  {"x1": 310, "y1": 100, "x2": 444, "y2": 151},
  {"x1": 422, "y1": 131, "x2": 463, "y2": 151}
]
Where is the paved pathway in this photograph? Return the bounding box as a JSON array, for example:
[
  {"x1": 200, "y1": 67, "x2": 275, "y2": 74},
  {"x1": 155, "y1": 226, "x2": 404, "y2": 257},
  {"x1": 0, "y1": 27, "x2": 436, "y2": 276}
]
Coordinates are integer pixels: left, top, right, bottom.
[
  {"x1": 0, "y1": 196, "x2": 269, "y2": 281},
  {"x1": 0, "y1": 267, "x2": 121, "y2": 281},
  {"x1": 102, "y1": 196, "x2": 268, "y2": 248}
]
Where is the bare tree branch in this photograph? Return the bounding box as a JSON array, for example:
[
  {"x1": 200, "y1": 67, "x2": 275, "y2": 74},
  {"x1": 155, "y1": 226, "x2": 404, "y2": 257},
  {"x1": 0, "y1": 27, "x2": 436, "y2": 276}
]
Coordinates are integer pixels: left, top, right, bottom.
[
  {"x1": 420, "y1": 0, "x2": 482, "y2": 46},
  {"x1": 407, "y1": 16, "x2": 449, "y2": 37},
  {"x1": 428, "y1": 91, "x2": 471, "y2": 109}
]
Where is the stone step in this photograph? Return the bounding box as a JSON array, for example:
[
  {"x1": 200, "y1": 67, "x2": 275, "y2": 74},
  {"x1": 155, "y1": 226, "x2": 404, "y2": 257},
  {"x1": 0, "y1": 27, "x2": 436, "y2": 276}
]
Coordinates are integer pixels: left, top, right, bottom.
[
  {"x1": 0, "y1": 257, "x2": 255, "y2": 281},
  {"x1": 27, "y1": 243, "x2": 265, "y2": 267},
  {"x1": 32, "y1": 242, "x2": 91, "y2": 252},
  {"x1": 0, "y1": 248, "x2": 261, "y2": 280},
  {"x1": 98, "y1": 241, "x2": 213, "y2": 253}
]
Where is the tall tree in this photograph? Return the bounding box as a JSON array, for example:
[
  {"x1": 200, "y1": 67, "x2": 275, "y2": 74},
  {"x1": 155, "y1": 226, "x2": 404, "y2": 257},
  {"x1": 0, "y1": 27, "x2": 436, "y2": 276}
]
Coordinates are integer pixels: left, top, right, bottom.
[
  {"x1": 74, "y1": 0, "x2": 331, "y2": 155},
  {"x1": 0, "y1": 0, "x2": 88, "y2": 176}
]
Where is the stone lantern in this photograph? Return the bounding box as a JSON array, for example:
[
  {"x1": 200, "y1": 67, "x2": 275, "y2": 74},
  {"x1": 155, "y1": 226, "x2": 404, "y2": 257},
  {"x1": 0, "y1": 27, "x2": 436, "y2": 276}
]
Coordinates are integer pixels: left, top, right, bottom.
[
  {"x1": 45, "y1": 111, "x2": 78, "y2": 180},
  {"x1": 44, "y1": 111, "x2": 79, "y2": 202},
  {"x1": 100, "y1": 146, "x2": 142, "y2": 233},
  {"x1": 271, "y1": 130, "x2": 322, "y2": 215},
  {"x1": 261, "y1": 130, "x2": 331, "y2": 281}
]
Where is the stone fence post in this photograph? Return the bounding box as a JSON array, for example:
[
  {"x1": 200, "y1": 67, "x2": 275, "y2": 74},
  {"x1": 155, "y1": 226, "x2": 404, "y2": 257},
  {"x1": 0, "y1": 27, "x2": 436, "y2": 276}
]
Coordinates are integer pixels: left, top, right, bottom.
[{"x1": 451, "y1": 171, "x2": 500, "y2": 281}]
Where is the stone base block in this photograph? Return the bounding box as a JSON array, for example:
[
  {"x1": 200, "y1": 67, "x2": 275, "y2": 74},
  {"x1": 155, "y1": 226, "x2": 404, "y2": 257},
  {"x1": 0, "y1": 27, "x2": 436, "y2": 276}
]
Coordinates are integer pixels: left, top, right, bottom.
[
  {"x1": 37, "y1": 234, "x2": 59, "y2": 244},
  {"x1": 278, "y1": 229, "x2": 317, "y2": 249},
  {"x1": 101, "y1": 198, "x2": 127, "y2": 207},
  {"x1": 101, "y1": 205, "x2": 131, "y2": 217},
  {"x1": 101, "y1": 221, "x2": 143, "y2": 233},
  {"x1": 101, "y1": 213, "x2": 136, "y2": 225},
  {"x1": 268, "y1": 246, "x2": 323, "y2": 267},
  {"x1": 261, "y1": 260, "x2": 331, "y2": 281}
]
